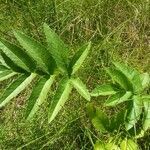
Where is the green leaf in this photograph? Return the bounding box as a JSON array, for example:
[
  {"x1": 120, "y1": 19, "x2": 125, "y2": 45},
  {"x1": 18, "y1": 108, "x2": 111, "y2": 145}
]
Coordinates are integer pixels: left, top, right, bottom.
[
  {"x1": 25, "y1": 75, "x2": 55, "y2": 120},
  {"x1": 48, "y1": 77, "x2": 72, "y2": 123},
  {"x1": 0, "y1": 70, "x2": 17, "y2": 82},
  {"x1": 141, "y1": 73, "x2": 150, "y2": 89},
  {"x1": 92, "y1": 117, "x2": 107, "y2": 133},
  {"x1": 0, "y1": 64, "x2": 9, "y2": 72},
  {"x1": 86, "y1": 104, "x2": 112, "y2": 132},
  {"x1": 1, "y1": 52, "x2": 27, "y2": 73},
  {"x1": 0, "y1": 39, "x2": 36, "y2": 72},
  {"x1": 43, "y1": 23, "x2": 68, "y2": 73},
  {"x1": 143, "y1": 102, "x2": 150, "y2": 131},
  {"x1": 105, "y1": 91, "x2": 132, "y2": 106},
  {"x1": 0, "y1": 53, "x2": 6, "y2": 65},
  {"x1": 86, "y1": 103, "x2": 96, "y2": 119},
  {"x1": 91, "y1": 84, "x2": 118, "y2": 97},
  {"x1": 92, "y1": 109, "x2": 109, "y2": 132},
  {"x1": 105, "y1": 142, "x2": 120, "y2": 150},
  {"x1": 0, "y1": 73, "x2": 36, "y2": 108},
  {"x1": 14, "y1": 30, "x2": 55, "y2": 74},
  {"x1": 71, "y1": 77, "x2": 90, "y2": 101},
  {"x1": 106, "y1": 68, "x2": 133, "y2": 91},
  {"x1": 94, "y1": 141, "x2": 105, "y2": 150},
  {"x1": 112, "y1": 62, "x2": 142, "y2": 92},
  {"x1": 110, "y1": 110, "x2": 125, "y2": 132},
  {"x1": 125, "y1": 95, "x2": 142, "y2": 130},
  {"x1": 120, "y1": 138, "x2": 138, "y2": 150},
  {"x1": 142, "y1": 95, "x2": 150, "y2": 102},
  {"x1": 69, "y1": 42, "x2": 91, "y2": 75}
]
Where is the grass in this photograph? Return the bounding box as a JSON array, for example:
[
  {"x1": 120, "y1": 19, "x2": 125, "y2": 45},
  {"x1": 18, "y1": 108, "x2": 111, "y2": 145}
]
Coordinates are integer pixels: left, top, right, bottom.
[{"x1": 0, "y1": 0, "x2": 150, "y2": 149}]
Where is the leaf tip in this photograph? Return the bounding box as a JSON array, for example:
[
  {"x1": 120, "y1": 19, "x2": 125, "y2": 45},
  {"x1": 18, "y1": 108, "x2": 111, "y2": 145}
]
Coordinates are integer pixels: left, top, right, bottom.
[{"x1": 48, "y1": 115, "x2": 53, "y2": 124}]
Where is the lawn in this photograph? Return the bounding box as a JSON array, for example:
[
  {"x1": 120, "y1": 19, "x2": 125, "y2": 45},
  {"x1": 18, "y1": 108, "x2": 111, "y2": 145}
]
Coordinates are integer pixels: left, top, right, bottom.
[{"x1": 0, "y1": 0, "x2": 149, "y2": 149}]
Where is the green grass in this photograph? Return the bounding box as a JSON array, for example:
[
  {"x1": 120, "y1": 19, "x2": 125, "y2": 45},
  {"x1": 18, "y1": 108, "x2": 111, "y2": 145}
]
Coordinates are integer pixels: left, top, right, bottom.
[{"x1": 0, "y1": 0, "x2": 149, "y2": 149}]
